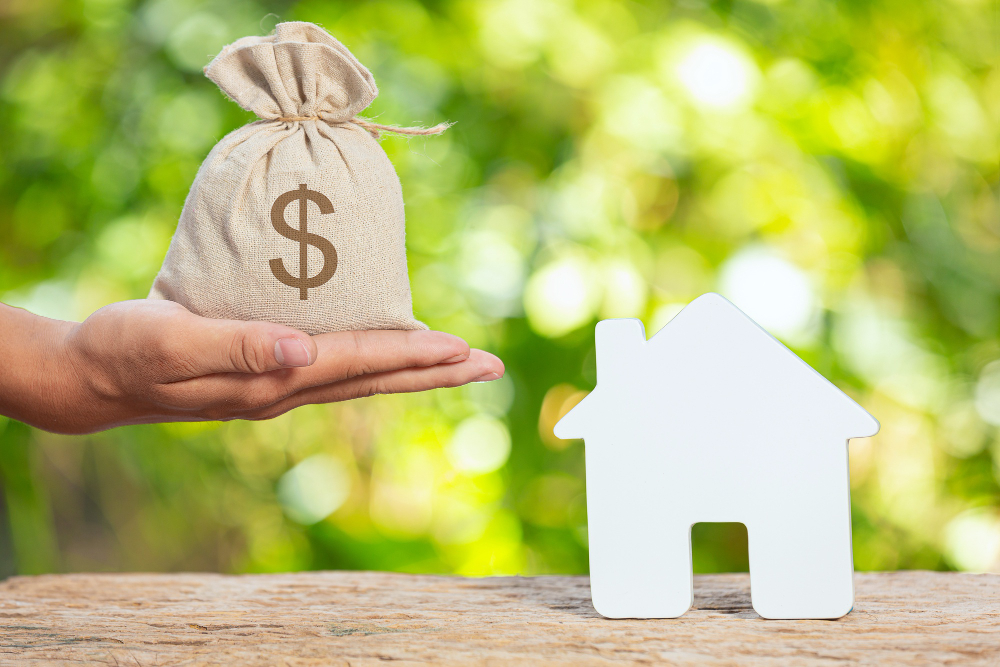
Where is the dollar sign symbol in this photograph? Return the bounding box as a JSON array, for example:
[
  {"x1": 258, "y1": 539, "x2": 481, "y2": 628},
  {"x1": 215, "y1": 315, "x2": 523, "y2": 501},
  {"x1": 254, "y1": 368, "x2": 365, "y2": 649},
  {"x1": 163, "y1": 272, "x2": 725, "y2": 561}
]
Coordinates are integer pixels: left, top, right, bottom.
[{"x1": 269, "y1": 184, "x2": 338, "y2": 300}]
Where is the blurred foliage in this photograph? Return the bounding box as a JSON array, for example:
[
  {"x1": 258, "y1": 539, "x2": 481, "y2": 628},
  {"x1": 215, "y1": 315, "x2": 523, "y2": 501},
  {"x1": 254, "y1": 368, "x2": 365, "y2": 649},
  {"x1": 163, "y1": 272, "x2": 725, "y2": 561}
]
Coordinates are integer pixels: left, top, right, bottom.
[{"x1": 0, "y1": 0, "x2": 997, "y2": 579}]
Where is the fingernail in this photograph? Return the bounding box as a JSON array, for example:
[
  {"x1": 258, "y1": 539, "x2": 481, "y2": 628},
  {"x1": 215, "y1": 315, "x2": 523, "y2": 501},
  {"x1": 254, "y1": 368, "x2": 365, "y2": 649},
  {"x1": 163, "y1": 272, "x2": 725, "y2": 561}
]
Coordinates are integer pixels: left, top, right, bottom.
[
  {"x1": 472, "y1": 372, "x2": 500, "y2": 382},
  {"x1": 442, "y1": 353, "x2": 468, "y2": 364},
  {"x1": 275, "y1": 339, "x2": 310, "y2": 367}
]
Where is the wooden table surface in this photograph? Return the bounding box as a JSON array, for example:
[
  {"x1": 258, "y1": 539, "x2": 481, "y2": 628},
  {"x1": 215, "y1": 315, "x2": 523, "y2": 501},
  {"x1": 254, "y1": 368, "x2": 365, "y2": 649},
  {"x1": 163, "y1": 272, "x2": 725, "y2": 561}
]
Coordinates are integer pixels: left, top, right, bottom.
[{"x1": 0, "y1": 570, "x2": 997, "y2": 665}]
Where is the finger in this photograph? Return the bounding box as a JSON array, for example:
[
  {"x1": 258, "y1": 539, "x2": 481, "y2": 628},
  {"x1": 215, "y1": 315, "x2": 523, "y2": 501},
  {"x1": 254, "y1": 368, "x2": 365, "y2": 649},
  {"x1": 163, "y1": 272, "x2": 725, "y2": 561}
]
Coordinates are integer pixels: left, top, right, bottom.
[
  {"x1": 280, "y1": 329, "x2": 471, "y2": 388},
  {"x1": 156, "y1": 329, "x2": 472, "y2": 410},
  {"x1": 168, "y1": 314, "x2": 319, "y2": 375},
  {"x1": 246, "y1": 349, "x2": 505, "y2": 420}
]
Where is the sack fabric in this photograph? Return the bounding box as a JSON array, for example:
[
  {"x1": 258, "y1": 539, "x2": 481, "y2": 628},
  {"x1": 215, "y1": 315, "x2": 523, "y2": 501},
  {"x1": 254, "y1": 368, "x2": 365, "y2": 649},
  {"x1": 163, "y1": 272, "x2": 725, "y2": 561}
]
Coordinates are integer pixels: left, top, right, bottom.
[{"x1": 149, "y1": 21, "x2": 428, "y2": 333}]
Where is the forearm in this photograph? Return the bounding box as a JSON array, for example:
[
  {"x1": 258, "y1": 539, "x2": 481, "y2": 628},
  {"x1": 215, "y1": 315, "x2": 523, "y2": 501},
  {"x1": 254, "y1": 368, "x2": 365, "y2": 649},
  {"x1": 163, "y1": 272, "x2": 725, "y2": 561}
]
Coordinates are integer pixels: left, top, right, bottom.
[{"x1": 0, "y1": 303, "x2": 84, "y2": 432}]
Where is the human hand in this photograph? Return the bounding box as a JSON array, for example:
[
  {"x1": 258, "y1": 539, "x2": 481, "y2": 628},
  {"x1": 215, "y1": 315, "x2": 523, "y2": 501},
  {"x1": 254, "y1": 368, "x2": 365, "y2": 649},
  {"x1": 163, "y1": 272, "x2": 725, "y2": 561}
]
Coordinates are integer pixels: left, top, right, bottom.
[{"x1": 0, "y1": 300, "x2": 504, "y2": 434}]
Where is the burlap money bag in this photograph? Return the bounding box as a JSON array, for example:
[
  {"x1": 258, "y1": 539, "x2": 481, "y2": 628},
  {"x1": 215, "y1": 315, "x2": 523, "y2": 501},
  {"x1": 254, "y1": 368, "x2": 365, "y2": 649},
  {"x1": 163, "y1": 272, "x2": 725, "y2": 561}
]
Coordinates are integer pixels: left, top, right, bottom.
[{"x1": 149, "y1": 21, "x2": 442, "y2": 333}]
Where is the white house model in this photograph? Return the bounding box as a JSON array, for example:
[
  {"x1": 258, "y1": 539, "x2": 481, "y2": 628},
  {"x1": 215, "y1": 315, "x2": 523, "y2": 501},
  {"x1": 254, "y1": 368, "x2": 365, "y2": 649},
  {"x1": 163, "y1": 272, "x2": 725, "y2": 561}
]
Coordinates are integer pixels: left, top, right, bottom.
[{"x1": 554, "y1": 293, "x2": 879, "y2": 620}]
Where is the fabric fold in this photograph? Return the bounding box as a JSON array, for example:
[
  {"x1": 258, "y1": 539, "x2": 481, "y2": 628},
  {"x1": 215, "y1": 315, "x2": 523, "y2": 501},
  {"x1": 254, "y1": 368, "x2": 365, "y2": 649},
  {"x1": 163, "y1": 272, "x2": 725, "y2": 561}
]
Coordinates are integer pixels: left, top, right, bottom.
[{"x1": 204, "y1": 21, "x2": 378, "y2": 122}]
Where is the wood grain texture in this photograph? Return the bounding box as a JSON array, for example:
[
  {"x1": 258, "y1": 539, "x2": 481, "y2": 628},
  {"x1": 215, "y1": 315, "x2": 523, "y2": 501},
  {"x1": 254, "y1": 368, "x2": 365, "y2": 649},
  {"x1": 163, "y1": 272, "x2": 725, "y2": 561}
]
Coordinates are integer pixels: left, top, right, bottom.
[{"x1": 0, "y1": 571, "x2": 997, "y2": 665}]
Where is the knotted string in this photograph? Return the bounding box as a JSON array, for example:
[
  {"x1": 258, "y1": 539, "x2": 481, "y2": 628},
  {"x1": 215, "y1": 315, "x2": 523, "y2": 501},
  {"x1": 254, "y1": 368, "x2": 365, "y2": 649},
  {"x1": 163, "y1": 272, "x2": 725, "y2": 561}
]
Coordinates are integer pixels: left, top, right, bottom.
[{"x1": 273, "y1": 115, "x2": 452, "y2": 139}]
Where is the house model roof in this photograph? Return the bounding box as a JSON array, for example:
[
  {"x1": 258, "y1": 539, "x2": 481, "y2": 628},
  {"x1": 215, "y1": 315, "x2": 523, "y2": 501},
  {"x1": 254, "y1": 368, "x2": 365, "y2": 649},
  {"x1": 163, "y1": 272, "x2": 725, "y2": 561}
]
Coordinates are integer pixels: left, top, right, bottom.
[{"x1": 554, "y1": 292, "x2": 879, "y2": 443}]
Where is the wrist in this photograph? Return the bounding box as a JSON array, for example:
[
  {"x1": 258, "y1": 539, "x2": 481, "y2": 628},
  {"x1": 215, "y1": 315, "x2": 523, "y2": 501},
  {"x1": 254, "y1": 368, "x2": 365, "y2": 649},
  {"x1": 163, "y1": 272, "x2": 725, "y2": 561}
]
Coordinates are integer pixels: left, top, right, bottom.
[{"x1": 0, "y1": 304, "x2": 92, "y2": 433}]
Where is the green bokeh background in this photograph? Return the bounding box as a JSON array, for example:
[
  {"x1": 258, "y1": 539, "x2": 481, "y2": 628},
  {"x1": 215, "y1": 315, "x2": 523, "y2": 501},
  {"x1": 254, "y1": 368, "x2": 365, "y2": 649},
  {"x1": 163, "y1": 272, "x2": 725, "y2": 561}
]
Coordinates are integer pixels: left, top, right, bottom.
[{"x1": 0, "y1": 0, "x2": 997, "y2": 578}]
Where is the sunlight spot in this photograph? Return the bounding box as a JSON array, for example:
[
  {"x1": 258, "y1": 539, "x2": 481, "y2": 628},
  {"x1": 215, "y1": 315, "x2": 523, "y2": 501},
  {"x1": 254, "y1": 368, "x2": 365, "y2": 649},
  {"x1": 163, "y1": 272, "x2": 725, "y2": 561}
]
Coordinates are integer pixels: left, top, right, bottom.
[
  {"x1": 458, "y1": 230, "x2": 526, "y2": 317},
  {"x1": 945, "y1": 509, "x2": 1000, "y2": 572},
  {"x1": 277, "y1": 455, "x2": 352, "y2": 525},
  {"x1": 676, "y1": 40, "x2": 758, "y2": 110},
  {"x1": 974, "y1": 360, "x2": 1000, "y2": 426},
  {"x1": 718, "y1": 246, "x2": 818, "y2": 342},
  {"x1": 600, "y1": 260, "x2": 647, "y2": 319},
  {"x1": 3, "y1": 280, "x2": 76, "y2": 322},
  {"x1": 447, "y1": 415, "x2": 511, "y2": 475},
  {"x1": 524, "y1": 256, "x2": 599, "y2": 337}
]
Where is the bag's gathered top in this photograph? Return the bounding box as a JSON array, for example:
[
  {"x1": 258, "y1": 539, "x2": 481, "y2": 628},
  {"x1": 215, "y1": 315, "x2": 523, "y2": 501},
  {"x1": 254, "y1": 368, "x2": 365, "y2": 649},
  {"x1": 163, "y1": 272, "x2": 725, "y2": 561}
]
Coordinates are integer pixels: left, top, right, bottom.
[{"x1": 204, "y1": 21, "x2": 450, "y2": 139}]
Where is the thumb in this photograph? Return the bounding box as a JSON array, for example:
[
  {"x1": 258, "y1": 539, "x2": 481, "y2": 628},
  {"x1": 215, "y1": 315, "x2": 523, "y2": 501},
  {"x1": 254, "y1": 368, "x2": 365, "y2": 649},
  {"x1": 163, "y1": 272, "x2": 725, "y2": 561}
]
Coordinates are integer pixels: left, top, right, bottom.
[{"x1": 185, "y1": 317, "x2": 318, "y2": 374}]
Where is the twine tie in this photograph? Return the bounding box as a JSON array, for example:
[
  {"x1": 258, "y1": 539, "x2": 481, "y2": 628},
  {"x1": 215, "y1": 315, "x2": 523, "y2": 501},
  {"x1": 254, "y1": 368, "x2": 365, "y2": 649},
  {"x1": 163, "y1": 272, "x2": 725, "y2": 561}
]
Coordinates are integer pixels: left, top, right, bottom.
[{"x1": 273, "y1": 115, "x2": 451, "y2": 139}]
